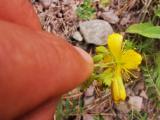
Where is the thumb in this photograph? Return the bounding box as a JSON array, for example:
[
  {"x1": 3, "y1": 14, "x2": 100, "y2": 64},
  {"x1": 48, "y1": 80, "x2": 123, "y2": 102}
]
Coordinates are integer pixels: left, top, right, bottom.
[{"x1": 0, "y1": 20, "x2": 93, "y2": 119}]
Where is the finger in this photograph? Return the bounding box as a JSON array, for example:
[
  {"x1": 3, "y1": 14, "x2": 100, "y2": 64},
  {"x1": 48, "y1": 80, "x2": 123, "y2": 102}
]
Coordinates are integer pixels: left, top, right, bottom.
[
  {"x1": 0, "y1": 0, "x2": 41, "y2": 31},
  {"x1": 0, "y1": 20, "x2": 93, "y2": 119},
  {"x1": 19, "y1": 97, "x2": 60, "y2": 120}
]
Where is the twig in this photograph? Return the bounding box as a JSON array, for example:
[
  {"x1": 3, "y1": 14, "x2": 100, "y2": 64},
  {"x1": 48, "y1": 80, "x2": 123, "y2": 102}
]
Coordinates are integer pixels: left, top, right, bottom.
[
  {"x1": 63, "y1": 92, "x2": 83, "y2": 99},
  {"x1": 84, "y1": 92, "x2": 111, "y2": 110}
]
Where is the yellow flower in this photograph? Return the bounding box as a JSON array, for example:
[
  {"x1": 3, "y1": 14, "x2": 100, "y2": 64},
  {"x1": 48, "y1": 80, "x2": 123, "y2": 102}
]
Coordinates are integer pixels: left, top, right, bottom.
[
  {"x1": 106, "y1": 33, "x2": 142, "y2": 103},
  {"x1": 111, "y1": 67, "x2": 126, "y2": 103}
]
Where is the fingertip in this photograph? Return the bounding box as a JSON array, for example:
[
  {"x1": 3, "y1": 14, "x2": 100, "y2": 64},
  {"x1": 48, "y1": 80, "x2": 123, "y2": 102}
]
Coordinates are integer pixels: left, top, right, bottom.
[{"x1": 74, "y1": 47, "x2": 94, "y2": 76}]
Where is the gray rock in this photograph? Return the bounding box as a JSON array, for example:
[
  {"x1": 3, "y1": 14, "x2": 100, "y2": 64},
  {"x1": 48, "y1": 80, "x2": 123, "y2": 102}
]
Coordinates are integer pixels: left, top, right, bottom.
[
  {"x1": 85, "y1": 85, "x2": 94, "y2": 97},
  {"x1": 72, "y1": 31, "x2": 83, "y2": 41},
  {"x1": 101, "y1": 11, "x2": 119, "y2": 24},
  {"x1": 39, "y1": 0, "x2": 57, "y2": 8},
  {"x1": 128, "y1": 96, "x2": 143, "y2": 111},
  {"x1": 79, "y1": 20, "x2": 113, "y2": 45}
]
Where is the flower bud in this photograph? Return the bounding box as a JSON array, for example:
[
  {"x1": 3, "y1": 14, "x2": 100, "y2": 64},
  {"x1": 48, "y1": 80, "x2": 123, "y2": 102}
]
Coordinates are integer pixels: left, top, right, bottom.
[{"x1": 111, "y1": 74, "x2": 126, "y2": 103}]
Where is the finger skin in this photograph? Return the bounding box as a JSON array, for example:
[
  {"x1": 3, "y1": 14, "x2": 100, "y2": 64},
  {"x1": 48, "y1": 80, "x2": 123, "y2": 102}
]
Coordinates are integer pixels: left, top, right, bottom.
[
  {"x1": 0, "y1": 0, "x2": 41, "y2": 31},
  {"x1": 0, "y1": 20, "x2": 93, "y2": 119},
  {"x1": 19, "y1": 97, "x2": 60, "y2": 120}
]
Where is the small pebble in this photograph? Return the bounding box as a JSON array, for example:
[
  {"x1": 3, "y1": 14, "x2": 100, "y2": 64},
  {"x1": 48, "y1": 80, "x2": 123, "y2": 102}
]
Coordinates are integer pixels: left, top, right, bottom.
[
  {"x1": 101, "y1": 10, "x2": 119, "y2": 24},
  {"x1": 128, "y1": 96, "x2": 143, "y2": 111},
  {"x1": 72, "y1": 31, "x2": 83, "y2": 42},
  {"x1": 116, "y1": 102, "x2": 130, "y2": 113},
  {"x1": 39, "y1": 0, "x2": 56, "y2": 8}
]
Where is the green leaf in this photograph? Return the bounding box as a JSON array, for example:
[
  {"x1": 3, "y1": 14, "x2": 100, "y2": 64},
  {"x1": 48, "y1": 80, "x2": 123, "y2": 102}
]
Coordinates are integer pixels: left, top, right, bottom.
[
  {"x1": 143, "y1": 54, "x2": 160, "y2": 104},
  {"x1": 76, "y1": 0, "x2": 96, "y2": 20},
  {"x1": 155, "y1": 53, "x2": 160, "y2": 91},
  {"x1": 98, "y1": 71, "x2": 113, "y2": 86},
  {"x1": 65, "y1": 99, "x2": 71, "y2": 114},
  {"x1": 55, "y1": 101, "x2": 64, "y2": 120},
  {"x1": 124, "y1": 40, "x2": 136, "y2": 50},
  {"x1": 155, "y1": 5, "x2": 160, "y2": 17},
  {"x1": 126, "y1": 23, "x2": 160, "y2": 39}
]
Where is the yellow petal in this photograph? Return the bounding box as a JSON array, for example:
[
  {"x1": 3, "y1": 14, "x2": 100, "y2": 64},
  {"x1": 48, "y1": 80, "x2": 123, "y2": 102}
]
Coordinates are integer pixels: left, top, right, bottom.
[
  {"x1": 121, "y1": 50, "x2": 142, "y2": 69},
  {"x1": 111, "y1": 69, "x2": 126, "y2": 103},
  {"x1": 117, "y1": 76, "x2": 126, "y2": 101},
  {"x1": 108, "y1": 33, "x2": 123, "y2": 59},
  {"x1": 111, "y1": 77, "x2": 120, "y2": 103}
]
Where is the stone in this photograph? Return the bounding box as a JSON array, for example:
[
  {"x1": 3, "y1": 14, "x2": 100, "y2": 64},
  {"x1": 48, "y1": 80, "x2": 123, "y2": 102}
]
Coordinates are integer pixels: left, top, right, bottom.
[
  {"x1": 128, "y1": 96, "x2": 143, "y2": 111},
  {"x1": 101, "y1": 10, "x2": 119, "y2": 24},
  {"x1": 85, "y1": 85, "x2": 94, "y2": 97},
  {"x1": 116, "y1": 102, "x2": 130, "y2": 113},
  {"x1": 79, "y1": 19, "x2": 113, "y2": 45},
  {"x1": 72, "y1": 31, "x2": 83, "y2": 41},
  {"x1": 39, "y1": 0, "x2": 56, "y2": 8}
]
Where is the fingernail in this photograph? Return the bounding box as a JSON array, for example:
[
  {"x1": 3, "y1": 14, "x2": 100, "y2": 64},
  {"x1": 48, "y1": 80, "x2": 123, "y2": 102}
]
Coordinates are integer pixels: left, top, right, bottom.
[{"x1": 74, "y1": 47, "x2": 93, "y2": 71}]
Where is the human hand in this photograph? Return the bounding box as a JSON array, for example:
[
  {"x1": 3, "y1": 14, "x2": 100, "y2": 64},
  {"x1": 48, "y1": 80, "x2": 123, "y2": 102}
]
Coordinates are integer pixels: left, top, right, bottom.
[{"x1": 0, "y1": 0, "x2": 93, "y2": 119}]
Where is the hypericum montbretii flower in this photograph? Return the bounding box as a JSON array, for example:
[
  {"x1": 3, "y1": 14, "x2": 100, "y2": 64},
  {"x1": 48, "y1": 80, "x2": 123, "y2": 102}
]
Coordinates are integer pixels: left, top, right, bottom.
[{"x1": 106, "y1": 33, "x2": 142, "y2": 103}]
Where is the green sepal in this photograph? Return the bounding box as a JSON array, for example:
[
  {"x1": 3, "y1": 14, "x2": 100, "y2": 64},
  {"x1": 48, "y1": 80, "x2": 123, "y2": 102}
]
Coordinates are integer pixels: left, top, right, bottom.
[
  {"x1": 96, "y1": 46, "x2": 107, "y2": 53},
  {"x1": 93, "y1": 54, "x2": 104, "y2": 63}
]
